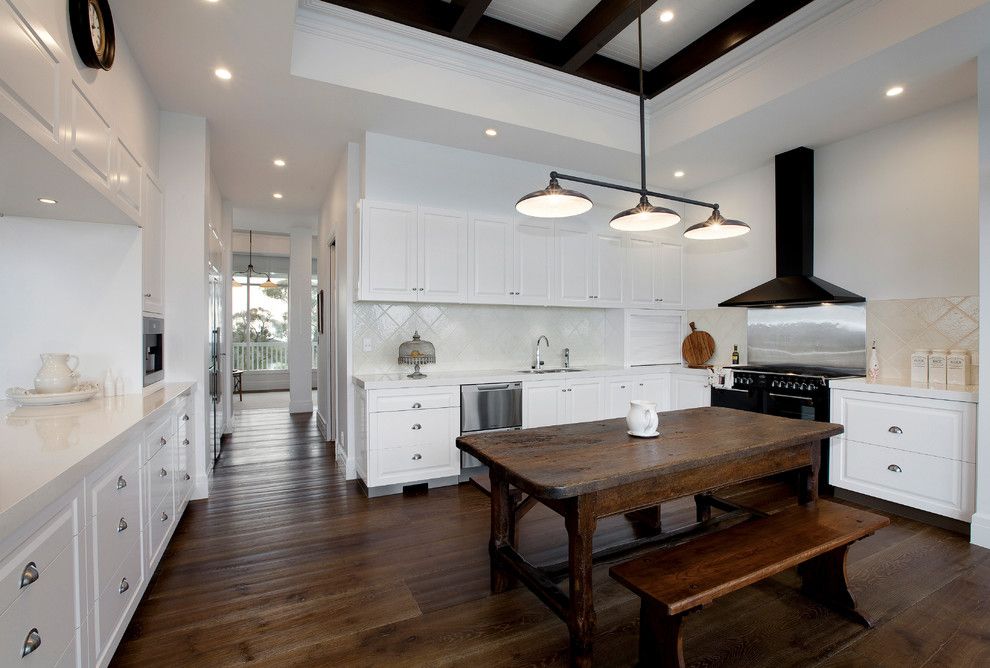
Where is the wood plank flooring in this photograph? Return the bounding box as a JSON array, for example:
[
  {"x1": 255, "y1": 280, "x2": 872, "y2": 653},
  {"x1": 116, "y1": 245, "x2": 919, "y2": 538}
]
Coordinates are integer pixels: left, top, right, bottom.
[{"x1": 112, "y1": 410, "x2": 990, "y2": 667}]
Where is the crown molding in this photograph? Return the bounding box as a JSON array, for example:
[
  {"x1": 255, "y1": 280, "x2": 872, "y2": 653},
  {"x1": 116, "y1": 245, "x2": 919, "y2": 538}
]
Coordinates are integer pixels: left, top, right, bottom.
[{"x1": 295, "y1": 0, "x2": 639, "y2": 122}]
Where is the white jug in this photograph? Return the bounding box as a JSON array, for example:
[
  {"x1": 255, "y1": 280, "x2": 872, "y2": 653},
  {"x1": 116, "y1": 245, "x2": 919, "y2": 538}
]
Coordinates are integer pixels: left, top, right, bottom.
[
  {"x1": 34, "y1": 353, "x2": 80, "y2": 394},
  {"x1": 626, "y1": 400, "x2": 659, "y2": 436}
]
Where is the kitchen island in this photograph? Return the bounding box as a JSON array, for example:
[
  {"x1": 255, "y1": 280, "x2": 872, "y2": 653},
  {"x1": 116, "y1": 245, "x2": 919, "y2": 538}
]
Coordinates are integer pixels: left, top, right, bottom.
[{"x1": 457, "y1": 407, "x2": 844, "y2": 667}]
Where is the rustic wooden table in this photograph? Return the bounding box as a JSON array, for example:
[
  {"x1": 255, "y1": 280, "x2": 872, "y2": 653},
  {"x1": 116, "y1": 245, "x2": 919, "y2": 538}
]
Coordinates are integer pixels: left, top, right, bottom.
[{"x1": 457, "y1": 407, "x2": 844, "y2": 668}]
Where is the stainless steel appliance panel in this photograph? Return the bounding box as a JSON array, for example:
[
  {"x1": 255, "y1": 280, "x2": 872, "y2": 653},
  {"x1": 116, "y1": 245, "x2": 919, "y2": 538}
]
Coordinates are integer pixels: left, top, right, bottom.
[
  {"x1": 461, "y1": 383, "x2": 523, "y2": 433},
  {"x1": 143, "y1": 316, "x2": 164, "y2": 387},
  {"x1": 747, "y1": 304, "x2": 866, "y2": 371}
]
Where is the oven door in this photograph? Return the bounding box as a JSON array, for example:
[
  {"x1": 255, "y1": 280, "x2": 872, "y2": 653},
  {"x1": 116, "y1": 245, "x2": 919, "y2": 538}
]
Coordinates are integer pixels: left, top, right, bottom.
[
  {"x1": 766, "y1": 392, "x2": 821, "y2": 422},
  {"x1": 711, "y1": 387, "x2": 763, "y2": 413}
]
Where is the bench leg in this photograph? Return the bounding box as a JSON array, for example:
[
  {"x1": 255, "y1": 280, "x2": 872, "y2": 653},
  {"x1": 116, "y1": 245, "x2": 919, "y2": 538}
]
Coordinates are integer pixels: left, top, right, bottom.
[
  {"x1": 798, "y1": 544, "x2": 873, "y2": 628},
  {"x1": 694, "y1": 494, "x2": 712, "y2": 523},
  {"x1": 638, "y1": 600, "x2": 685, "y2": 668}
]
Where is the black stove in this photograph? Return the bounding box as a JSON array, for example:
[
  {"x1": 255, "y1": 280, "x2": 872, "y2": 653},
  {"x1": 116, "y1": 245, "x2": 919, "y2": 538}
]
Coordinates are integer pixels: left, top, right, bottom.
[{"x1": 730, "y1": 364, "x2": 864, "y2": 379}]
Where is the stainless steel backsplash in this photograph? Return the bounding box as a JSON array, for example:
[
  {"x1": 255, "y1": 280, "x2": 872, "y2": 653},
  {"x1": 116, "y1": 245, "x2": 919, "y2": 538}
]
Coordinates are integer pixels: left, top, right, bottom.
[{"x1": 747, "y1": 304, "x2": 866, "y2": 371}]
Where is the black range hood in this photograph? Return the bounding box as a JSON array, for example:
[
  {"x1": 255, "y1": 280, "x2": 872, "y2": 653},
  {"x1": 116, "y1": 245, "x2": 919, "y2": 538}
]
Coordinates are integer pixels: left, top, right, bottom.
[{"x1": 719, "y1": 147, "x2": 864, "y2": 308}]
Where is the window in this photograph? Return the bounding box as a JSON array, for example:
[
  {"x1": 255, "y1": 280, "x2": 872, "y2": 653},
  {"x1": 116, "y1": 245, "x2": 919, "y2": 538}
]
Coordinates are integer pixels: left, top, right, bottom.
[{"x1": 232, "y1": 272, "x2": 289, "y2": 371}]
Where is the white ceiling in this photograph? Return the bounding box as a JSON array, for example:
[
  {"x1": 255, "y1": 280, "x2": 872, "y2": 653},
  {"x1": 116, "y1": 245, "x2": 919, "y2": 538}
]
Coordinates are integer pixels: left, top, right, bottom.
[
  {"x1": 484, "y1": 0, "x2": 600, "y2": 40},
  {"x1": 113, "y1": 0, "x2": 987, "y2": 226}
]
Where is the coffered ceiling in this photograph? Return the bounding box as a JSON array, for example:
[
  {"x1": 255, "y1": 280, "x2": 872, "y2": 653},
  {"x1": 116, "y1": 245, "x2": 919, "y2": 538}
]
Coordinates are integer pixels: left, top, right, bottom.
[{"x1": 320, "y1": 0, "x2": 815, "y2": 96}]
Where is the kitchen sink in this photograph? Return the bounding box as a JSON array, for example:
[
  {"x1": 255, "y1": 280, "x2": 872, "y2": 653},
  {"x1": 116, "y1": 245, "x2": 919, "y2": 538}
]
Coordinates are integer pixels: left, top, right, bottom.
[{"x1": 516, "y1": 368, "x2": 584, "y2": 374}]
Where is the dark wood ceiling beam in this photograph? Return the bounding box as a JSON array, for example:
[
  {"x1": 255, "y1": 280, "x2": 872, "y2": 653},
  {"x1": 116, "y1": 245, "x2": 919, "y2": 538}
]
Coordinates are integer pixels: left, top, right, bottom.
[
  {"x1": 450, "y1": 0, "x2": 494, "y2": 39},
  {"x1": 645, "y1": 0, "x2": 817, "y2": 97},
  {"x1": 558, "y1": 0, "x2": 658, "y2": 73}
]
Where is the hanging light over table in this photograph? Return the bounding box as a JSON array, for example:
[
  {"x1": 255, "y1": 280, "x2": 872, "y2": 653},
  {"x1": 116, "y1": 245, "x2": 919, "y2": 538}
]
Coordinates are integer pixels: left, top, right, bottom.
[
  {"x1": 515, "y1": 176, "x2": 593, "y2": 218},
  {"x1": 609, "y1": 195, "x2": 680, "y2": 231},
  {"x1": 683, "y1": 209, "x2": 751, "y2": 240},
  {"x1": 234, "y1": 230, "x2": 282, "y2": 288}
]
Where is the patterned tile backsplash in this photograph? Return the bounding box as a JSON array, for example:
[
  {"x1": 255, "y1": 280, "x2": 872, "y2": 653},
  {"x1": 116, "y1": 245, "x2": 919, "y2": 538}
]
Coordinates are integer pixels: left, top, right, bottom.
[
  {"x1": 685, "y1": 308, "x2": 748, "y2": 367},
  {"x1": 353, "y1": 303, "x2": 607, "y2": 374},
  {"x1": 867, "y1": 296, "x2": 979, "y2": 381}
]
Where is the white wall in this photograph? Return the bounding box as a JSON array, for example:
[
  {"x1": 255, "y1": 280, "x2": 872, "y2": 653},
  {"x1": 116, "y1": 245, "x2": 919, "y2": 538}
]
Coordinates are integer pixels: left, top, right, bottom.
[
  {"x1": 288, "y1": 227, "x2": 314, "y2": 413},
  {"x1": 160, "y1": 112, "x2": 210, "y2": 498},
  {"x1": 0, "y1": 217, "x2": 142, "y2": 391},
  {"x1": 684, "y1": 99, "x2": 979, "y2": 309},
  {"x1": 972, "y1": 51, "x2": 990, "y2": 549}
]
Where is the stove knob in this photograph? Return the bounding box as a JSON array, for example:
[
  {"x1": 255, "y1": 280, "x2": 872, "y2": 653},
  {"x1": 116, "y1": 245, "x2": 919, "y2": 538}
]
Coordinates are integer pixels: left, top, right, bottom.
[
  {"x1": 799, "y1": 383, "x2": 809, "y2": 391},
  {"x1": 786, "y1": 382, "x2": 795, "y2": 390},
  {"x1": 770, "y1": 380, "x2": 779, "y2": 389}
]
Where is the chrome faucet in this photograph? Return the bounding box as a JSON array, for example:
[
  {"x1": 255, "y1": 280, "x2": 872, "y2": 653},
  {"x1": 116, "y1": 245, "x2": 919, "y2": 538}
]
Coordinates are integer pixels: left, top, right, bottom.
[{"x1": 535, "y1": 335, "x2": 550, "y2": 368}]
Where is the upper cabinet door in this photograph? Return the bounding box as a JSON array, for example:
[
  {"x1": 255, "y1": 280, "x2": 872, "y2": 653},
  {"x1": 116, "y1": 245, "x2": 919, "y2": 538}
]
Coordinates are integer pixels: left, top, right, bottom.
[
  {"x1": 114, "y1": 138, "x2": 143, "y2": 219},
  {"x1": 658, "y1": 243, "x2": 683, "y2": 307},
  {"x1": 419, "y1": 207, "x2": 467, "y2": 303},
  {"x1": 555, "y1": 223, "x2": 592, "y2": 306},
  {"x1": 593, "y1": 232, "x2": 624, "y2": 307},
  {"x1": 625, "y1": 237, "x2": 658, "y2": 307},
  {"x1": 360, "y1": 201, "x2": 418, "y2": 302},
  {"x1": 514, "y1": 220, "x2": 553, "y2": 306},
  {"x1": 142, "y1": 175, "x2": 164, "y2": 314},
  {"x1": 68, "y1": 82, "x2": 111, "y2": 188},
  {"x1": 468, "y1": 214, "x2": 513, "y2": 304}
]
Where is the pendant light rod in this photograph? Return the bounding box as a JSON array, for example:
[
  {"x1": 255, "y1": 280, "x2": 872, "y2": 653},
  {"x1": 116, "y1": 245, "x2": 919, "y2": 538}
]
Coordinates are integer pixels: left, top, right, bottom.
[
  {"x1": 548, "y1": 171, "x2": 719, "y2": 211},
  {"x1": 637, "y1": 1, "x2": 646, "y2": 196}
]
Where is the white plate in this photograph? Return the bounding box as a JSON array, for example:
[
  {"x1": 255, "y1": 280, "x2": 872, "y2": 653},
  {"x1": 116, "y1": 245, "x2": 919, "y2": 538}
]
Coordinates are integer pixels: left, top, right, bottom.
[
  {"x1": 6, "y1": 384, "x2": 100, "y2": 406},
  {"x1": 627, "y1": 430, "x2": 660, "y2": 438}
]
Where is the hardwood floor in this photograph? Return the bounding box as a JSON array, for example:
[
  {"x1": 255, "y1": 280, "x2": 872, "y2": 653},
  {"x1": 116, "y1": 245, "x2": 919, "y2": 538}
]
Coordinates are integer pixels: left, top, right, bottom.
[{"x1": 113, "y1": 410, "x2": 990, "y2": 667}]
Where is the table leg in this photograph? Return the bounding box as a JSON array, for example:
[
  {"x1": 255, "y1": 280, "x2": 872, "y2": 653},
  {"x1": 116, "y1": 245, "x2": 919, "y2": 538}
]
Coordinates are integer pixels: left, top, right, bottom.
[
  {"x1": 489, "y1": 467, "x2": 513, "y2": 594},
  {"x1": 799, "y1": 441, "x2": 821, "y2": 506},
  {"x1": 565, "y1": 495, "x2": 597, "y2": 668}
]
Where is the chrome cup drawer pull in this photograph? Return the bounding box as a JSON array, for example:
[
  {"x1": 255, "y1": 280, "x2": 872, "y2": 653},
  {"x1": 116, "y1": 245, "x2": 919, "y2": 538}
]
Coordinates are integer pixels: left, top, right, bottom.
[
  {"x1": 411, "y1": 402, "x2": 422, "y2": 409},
  {"x1": 118, "y1": 517, "x2": 128, "y2": 532},
  {"x1": 887, "y1": 464, "x2": 903, "y2": 473},
  {"x1": 184, "y1": 473, "x2": 191, "y2": 481},
  {"x1": 412, "y1": 453, "x2": 422, "y2": 461},
  {"x1": 21, "y1": 628, "x2": 41, "y2": 657},
  {"x1": 119, "y1": 578, "x2": 129, "y2": 594},
  {"x1": 411, "y1": 424, "x2": 422, "y2": 430},
  {"x1": 19, "y1": 562, "x2": 39, "y2": 589},
  {"x1": 888, "y1": 426, "x2": 903, "y2": 434},
  {"x1": 116, "y1": 475, "x2": 127, "y2": 490},
  {"x1": 183, "y1": 439, "x2": 190, "y2": 445},
  {"x1": 160, "y1": 436, "x2": 167, "y2": 446},
  {"x1": 160, "y1": 467, "x2": 168, "y2": 478},
  {"x1": 161, "y1": 511, "x2": 169, "y2": 522},
  {"x1": 182, "y1": 414, "x2": 190, "y2": 421}
]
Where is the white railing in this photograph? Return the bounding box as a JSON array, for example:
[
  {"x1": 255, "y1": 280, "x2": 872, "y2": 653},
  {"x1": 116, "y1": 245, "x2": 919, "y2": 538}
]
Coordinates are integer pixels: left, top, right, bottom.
[{"x1": 232, "y1": 342, "x2": 319, "y2": 371}]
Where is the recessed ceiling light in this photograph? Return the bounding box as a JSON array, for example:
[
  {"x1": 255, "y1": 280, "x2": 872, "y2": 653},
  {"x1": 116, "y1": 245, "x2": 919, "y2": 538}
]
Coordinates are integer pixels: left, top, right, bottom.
[
  {"x1": 673, "y1": 170, "x2": 685, "y2": 178},
  {"x1": 484, "y1": 128, "x2": 498, "y2": 137},
  {"x1": 214, "y1": 68, "x2": 232, "y2": 80},
  {"x1": 886, "y1": 85, "x2": 904, "y2": 97},
  {"x1": 205, "y1": 0, "x2": 220, "y2": 3},
  {"x1": 38, "y1": 197, "x2": 57, "y2": 205},
  {"x1": 659, "y1": 10, "x2": 674, "y2": 23},
  {"x1": 273, "y1": 158, "x2": 286, "y2": 167},
  {"x1": 272, "y1": 193, "x2": 283, "y2": 199}
]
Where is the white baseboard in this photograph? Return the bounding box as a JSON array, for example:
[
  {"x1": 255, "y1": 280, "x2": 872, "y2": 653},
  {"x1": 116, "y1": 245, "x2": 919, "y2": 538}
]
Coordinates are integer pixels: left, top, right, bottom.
[
  {"x1": 317, "y1": 411, "x2": 329, "y2": 439},
  {"x1": 971, "y1": 513, "x2": 990, "y2": 548}
]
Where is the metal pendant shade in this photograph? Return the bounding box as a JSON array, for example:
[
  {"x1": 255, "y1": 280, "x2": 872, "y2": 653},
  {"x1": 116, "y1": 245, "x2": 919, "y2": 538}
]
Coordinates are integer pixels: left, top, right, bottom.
[
  {"x1": 609, "y1": 195, "x2": 680, "y2": 231},
  {"x1": 515, "y1": 177, "x2": 593, "y2": 218},
  {"x1": 683, "y1": 209, "x2": 752, "y2": 240}
]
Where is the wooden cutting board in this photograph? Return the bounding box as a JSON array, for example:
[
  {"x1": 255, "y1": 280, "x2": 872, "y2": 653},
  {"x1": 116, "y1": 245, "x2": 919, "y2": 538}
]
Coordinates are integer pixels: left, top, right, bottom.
[{"x1": 682, "y1": 322, "x2": 716, "y2": 367}]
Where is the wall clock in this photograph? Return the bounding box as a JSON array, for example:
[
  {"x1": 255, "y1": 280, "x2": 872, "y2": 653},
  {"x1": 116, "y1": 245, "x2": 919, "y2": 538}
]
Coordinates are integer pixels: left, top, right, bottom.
[{"x1": 69, "y1": 0, "x2": 115, "y2": 70}]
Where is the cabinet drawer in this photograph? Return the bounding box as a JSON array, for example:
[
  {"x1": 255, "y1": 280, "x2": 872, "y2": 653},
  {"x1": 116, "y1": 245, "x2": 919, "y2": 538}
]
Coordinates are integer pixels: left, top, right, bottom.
[
  {"x1": 95, "y1": 541, "x2": 141, "y2": 660},
  {"x1": 836, "y1": 439, "x2": 974, "y2": 518},
  {"x1": 143, "y1": 414, "x2": 173, "y2": 463},
  {"x1": 145, "y1": 441, "x2": 173, "y2": 516},
  {"x1": 90, "y1": 449, "x2": 140, "y2": 596},
  {"x1": 146, "y1": 495, "x2": 174, "y2": 570},
  {"x1": 0, "y1": 503, "x2": 74, "y2": 616},
  {"x1": 372, "y1": 408, "x2": 456, "y2": 450},
  {"x1": 377, "y1": 442, "x2": 457, "y2": 479},
  {"x1": 369, "y1": 387, "x2": 458, "y2": 412},
  {"x1": 0, "y1": 540, "x2": 76, "y2": 667},
  {"x1": 841, "y1": 393, "x2": 974, "y2": 461}
]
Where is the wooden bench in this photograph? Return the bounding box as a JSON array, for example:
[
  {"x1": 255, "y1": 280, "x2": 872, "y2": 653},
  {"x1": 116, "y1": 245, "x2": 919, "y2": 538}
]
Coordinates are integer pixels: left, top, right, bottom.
[{"x1": 609, "y1": 500, "x2": 889, "y2": 667}]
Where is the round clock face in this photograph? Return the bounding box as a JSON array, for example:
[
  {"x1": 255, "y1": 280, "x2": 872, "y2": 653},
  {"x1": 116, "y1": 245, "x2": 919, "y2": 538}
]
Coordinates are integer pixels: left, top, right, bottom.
[{"x1": 88, "y1": 1, "x2": 104, "y2": 57}]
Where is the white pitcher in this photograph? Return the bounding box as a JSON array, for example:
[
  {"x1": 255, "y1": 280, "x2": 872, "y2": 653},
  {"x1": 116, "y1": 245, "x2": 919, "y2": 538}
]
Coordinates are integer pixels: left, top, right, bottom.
[
  {"x1": 34, "y1": 353, "x2": 80, "y2": 394},
  {"x1": 626, "y1": 400, "x2": 659, "y2": 436}
]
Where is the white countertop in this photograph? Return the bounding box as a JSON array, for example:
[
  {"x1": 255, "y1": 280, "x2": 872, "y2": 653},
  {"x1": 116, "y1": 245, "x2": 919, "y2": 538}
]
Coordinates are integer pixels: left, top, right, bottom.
[
  {"x1": 830, "y1": 376, "x2": 979, "y2": 403},
  {"x1": 354, "y1": 364, "x2": 710, "y2": 390},
  {"x1": 0, "y1": 383, "x2": 195, "y2": 543}
]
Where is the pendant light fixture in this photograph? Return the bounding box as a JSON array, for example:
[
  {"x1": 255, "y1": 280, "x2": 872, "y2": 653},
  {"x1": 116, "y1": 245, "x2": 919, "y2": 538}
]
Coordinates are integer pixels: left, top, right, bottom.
[
  {"x1": 514, "y1": 0, "x2": 748, "y2": 240},
  {"x1": 233, "y1": 231, "x2": 281, "y2": 288}
]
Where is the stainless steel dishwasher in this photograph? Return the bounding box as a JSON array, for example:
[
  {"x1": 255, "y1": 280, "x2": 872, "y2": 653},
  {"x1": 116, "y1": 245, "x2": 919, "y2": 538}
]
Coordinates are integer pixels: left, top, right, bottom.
[{"x1": 460, "y1": 382, "x2": 523, "y2": 469}]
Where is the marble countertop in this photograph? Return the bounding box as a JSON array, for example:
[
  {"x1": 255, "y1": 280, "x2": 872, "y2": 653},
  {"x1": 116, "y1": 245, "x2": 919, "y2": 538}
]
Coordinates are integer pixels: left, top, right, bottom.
[
  {"x1": 0, "y1": 382, "x2": 195, "y2": 543},
  {"x1": 354, "y1": 364, "x2": 710, "y2": 390},
  {"x1": 829, "y1": 377, "x2": 978, "y2": 403}
]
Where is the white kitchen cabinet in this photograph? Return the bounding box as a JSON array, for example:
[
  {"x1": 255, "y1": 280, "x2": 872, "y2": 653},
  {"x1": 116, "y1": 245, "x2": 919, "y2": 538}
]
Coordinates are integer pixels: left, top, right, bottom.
[
  {"x1": 468, "y1": 214, "x2": 514, "y2": 304},
  {"x1": 830, "y1": 388, "x2": 976, "y2": 521},
  {"x1": 670, "y1": 373, "x2": 711, "y2": 410},
  {"x1": 632, "y1": 375, "x2": 671, "y2": 412},
  {"x1": 605, "y1": 379, "x2": 636, "y2": 419},
  {"x1": 514, "y1": 220, "x2": 553, "y2": 305},
  {"x1": 563, "y1": 377, "x2": 604, "y2": 423},
  {"x1": 142, "y1": 174, "x2": 165, "y2": 314},
  {"x1": 419, "y1": 207, "x2": 468, "y2": 303},
  {"x1": 114, "y1": 139, "x2": 142, "y2": 219},
  {"x1": 658, "y1": 243, "x2": 683, "y2": 307},
  {"x1": 68, "y1": 82, "x2": 112, "y2": 189},
  {"x1": 523, "y1": 379, "x2": 565, "y2": 428},
  {"x1": 625, "y1": 237, "x2": 659, "y2": 306},
  {"x1": 593, "y1": 232, "x2": 625, "y2": 306},
  {"x1": 359, "y1": 201, "x2": 418, "y2": 301},
  {"x1": 555, "y1": 223, "x2": 592, "y2": 306}
]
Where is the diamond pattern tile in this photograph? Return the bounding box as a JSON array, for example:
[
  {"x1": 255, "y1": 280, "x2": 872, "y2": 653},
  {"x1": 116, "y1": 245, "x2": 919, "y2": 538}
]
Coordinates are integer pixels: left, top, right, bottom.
[{"x1": 685, "y1": 308, "x2": 747, "y2": 366}]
